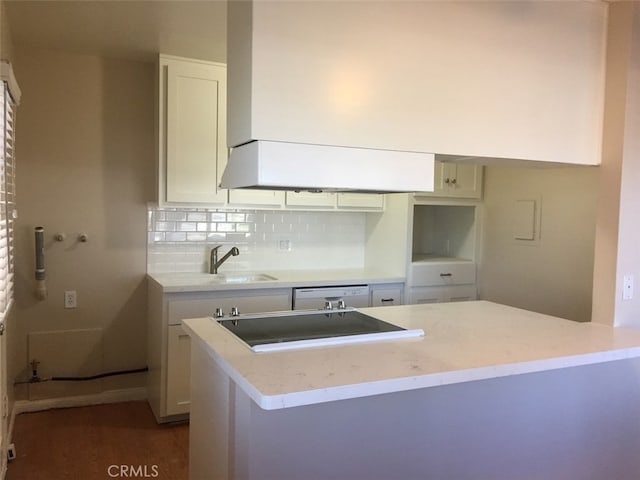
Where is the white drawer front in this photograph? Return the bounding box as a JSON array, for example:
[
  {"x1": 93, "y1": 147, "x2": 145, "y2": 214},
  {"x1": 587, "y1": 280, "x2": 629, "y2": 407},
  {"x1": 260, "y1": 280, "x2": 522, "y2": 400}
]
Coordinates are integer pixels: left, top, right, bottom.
[
  {"x1": 408, "y1": 262, "x2": 476, "y2": 287},
  {"x1": 408, "y1": 285, "x2": 477, "y2": 304},
  {"x1": 168, "y1": 294, "x2": 291, "y2": 325},
  {"x1": 371, "y1": 288, "x2": 403, "y2": 307}
]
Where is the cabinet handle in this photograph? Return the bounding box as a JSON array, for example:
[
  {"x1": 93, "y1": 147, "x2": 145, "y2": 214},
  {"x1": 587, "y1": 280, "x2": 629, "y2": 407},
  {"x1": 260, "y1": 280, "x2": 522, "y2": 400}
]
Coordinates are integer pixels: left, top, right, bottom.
[
  {"x1": 440, "y1": 273, "x2": 452, "y2": 277},
  {"x1": 444, "y1": 178, "x2": 450, "y2": 184},
  {"x1": 451, "y1": 178, "x2": 457, "y2": 185},
  {"x1": 380, "y1": 298, "x2": 395, "y2": 303}
]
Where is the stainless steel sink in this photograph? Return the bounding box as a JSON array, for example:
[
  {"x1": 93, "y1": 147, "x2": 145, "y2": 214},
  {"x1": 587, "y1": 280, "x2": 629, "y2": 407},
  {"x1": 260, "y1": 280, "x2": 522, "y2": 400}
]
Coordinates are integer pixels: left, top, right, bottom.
[{"x1": 209, "y1": 273, "x2": 278, "y2": 284}]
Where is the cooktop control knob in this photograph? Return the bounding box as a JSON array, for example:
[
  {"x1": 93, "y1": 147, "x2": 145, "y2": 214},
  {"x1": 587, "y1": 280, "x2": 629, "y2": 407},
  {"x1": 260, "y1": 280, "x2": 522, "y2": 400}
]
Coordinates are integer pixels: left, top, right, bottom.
[
  {"x1": 324, "y1": 300, "x2": 333, "y2": 310},
  {"x1": 231, "y1": 306, "x2": 240, "y2": 317},
  {"x1": 338, "y1": 300, "x2": 346, "y2": 310},
  {"x1": 214, "y1": 307, "x2": 224, "y2": 318}
]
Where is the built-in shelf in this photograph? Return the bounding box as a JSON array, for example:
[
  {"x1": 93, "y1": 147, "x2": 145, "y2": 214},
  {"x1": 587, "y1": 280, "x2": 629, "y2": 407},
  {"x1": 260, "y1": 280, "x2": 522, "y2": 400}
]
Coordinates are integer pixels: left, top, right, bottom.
[{"x1": 412, "y1": 204, "x2": 477, "y2": 262}]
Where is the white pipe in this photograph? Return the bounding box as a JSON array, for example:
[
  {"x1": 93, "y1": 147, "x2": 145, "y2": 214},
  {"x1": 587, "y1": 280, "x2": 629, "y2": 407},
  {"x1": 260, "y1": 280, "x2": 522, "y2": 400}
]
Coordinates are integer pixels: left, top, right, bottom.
[{"x1": 35, "y1": 226, "x2": 47, "y2": 300}]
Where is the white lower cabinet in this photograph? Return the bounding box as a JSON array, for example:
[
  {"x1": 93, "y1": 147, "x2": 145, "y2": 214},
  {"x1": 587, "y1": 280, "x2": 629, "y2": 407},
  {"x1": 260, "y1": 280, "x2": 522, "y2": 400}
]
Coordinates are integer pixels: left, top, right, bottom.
[
  {"x1": 406, "y1": 261, "x2": 477, "y2": 305},
  {"x1": 408, "y1": 284, "x2": 477, "y2": 304},
  {"x1": 166, "y1": 325, "x2": 191, "y2": 416},
  {"x1": 370, "y1": 284, "x2": 404, "y2": 306},
  {"x1": 148, "y1": 282, "x2": 292, "y2": 422}
]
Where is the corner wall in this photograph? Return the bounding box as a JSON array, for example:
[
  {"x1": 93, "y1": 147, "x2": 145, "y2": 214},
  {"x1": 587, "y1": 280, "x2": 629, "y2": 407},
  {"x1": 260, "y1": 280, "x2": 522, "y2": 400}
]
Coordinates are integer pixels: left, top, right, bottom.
[
  {"x1": 0, "y1": 0, "x2": 13, "y2": 62},
  {"x1": 11, "y1": 47, "x2": 155, "y2": 400},
  {"x1": 592, "y1": 2, "x2": 640, "y2": 327},
  {"x1": 479, "y1": 166, "x2": 598, "y2": 322}
]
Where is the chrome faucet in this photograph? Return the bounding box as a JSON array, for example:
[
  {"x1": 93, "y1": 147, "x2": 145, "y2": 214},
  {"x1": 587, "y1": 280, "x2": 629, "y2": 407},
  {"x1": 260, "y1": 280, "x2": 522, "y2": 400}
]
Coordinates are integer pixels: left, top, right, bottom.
[{"x1": 210, "y1": 246, "x2": 240, "y2": 274}]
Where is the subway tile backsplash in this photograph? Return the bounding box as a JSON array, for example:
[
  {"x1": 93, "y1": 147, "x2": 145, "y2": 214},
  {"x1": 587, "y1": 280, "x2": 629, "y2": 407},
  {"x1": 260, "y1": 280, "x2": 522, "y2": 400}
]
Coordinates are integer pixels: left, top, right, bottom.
[{"x1": 147, "y1": 206, "x2": 366, "y2": 273}]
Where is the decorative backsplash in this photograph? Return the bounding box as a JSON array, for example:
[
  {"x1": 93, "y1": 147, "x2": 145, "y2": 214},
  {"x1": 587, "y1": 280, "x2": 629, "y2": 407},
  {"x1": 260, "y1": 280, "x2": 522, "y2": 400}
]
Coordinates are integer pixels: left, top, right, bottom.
[{"x1": 147, "y1": 206, "x2": 367, "y2": 273}]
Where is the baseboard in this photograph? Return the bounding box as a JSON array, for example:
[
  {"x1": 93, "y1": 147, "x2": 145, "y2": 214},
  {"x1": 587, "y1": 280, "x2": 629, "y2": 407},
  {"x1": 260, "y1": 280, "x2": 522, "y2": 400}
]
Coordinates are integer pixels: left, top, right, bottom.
[{"x1": 11, "y1": 387, "x2": 148, "y2": 417}]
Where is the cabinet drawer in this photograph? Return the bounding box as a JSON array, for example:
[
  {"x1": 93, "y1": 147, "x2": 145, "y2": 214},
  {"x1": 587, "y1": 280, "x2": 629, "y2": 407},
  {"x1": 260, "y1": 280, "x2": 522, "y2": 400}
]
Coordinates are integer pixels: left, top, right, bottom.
[
  {"x1": 371, "y1": 288, "x2": 403, "y2": 307},
  {"x1": 408, "y1": 285, "x2": 477, "y2": 304},
  {"x1": 168, "y1": 293, "x2": 291, "y2": 325},
  {"x1": 408, "y1": 262, "x2": 476, "y2": 287}
]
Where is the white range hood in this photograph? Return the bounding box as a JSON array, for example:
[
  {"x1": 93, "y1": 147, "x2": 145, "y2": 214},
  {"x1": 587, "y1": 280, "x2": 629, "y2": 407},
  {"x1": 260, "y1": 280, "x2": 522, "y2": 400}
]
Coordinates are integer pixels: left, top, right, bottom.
[
  {"x1": 221, "y1": 141, "x2": 435, "y2": 193},
  {"x1": 221, "y1": 0, "x2": 436, "y2": 194}
]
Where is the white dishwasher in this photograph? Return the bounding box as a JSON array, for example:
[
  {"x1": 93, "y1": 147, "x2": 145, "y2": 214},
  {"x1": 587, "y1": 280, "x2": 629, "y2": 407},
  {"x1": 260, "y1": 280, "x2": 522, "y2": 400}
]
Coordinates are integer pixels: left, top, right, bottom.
[{"x1": 293, "y1": 285, "x2": 370, "y2": 310}]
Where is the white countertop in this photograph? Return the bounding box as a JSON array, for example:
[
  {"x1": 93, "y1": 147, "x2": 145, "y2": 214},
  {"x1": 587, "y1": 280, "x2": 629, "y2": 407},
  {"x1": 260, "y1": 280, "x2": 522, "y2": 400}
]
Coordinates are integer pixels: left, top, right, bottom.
[
  {"x1": 148, "y1": 268, "x2": 405, "y2": 293},
  {"x1": 183, "y1": 301, "x2": 640, "y2": 410}
]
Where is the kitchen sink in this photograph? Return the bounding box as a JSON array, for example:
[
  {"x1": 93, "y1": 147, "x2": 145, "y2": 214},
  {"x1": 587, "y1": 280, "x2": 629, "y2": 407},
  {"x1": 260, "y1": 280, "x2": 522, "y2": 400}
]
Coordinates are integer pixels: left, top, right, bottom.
[{"x1": 209, "y1": 273, "x2": 278, "y2": 284}]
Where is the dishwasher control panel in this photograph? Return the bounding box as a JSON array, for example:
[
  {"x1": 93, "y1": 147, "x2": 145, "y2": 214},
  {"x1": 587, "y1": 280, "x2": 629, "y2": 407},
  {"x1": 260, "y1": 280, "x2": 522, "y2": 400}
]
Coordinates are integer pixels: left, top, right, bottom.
[{"x1": 293, "y1": 285, "x2": 370, "y2": 310}]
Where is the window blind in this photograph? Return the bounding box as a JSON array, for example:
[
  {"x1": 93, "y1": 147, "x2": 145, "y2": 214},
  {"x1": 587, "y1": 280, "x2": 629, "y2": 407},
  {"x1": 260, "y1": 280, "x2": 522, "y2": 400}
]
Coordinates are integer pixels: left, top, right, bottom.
[{"x1": 0, "y1": 79, "x2": 16, "y2": 325}]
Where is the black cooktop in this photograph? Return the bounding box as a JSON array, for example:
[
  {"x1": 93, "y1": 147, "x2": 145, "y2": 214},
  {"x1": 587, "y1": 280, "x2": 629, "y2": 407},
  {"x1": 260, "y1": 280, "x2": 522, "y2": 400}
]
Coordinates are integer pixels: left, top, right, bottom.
[{"x1": 217, "y1": 309, "x2": 405, "y2": 348}]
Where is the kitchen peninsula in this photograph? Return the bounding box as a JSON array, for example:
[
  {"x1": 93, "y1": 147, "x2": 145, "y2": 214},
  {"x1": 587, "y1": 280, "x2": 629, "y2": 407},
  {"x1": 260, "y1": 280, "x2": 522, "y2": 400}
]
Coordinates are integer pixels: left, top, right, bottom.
[{"x1": 183, "y1": 301, "x2": 640, "y2": 480}]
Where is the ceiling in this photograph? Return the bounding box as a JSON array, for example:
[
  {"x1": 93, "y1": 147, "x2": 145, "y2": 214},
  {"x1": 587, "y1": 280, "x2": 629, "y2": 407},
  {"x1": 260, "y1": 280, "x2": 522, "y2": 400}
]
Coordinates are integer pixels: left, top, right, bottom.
[{"x1": 4, "y1": 0, "x2": 228, "y2": 63}]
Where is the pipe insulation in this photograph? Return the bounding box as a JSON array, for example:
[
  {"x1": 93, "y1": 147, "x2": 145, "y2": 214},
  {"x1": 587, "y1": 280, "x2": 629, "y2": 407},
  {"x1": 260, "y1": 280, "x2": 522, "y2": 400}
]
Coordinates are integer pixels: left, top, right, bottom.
[{"x1": 35, "y1": 226, "x2": 47, "y2": 300}]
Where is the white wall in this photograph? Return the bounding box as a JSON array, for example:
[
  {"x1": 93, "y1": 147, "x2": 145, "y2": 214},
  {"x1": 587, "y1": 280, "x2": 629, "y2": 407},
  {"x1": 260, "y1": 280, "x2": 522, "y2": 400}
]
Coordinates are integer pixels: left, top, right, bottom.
[
  {"x1": 592, "y1": 2, "x2": 640, "y2": 327},
  {"x1": 0, "y1": 0, "x2": 12, "y2": 62},
  {"x1": 12, "y1": 47, "x2": 155, "y2": 400},
  {"x1": 479, "y1": 166, "x2": 599, "y2": 322}
]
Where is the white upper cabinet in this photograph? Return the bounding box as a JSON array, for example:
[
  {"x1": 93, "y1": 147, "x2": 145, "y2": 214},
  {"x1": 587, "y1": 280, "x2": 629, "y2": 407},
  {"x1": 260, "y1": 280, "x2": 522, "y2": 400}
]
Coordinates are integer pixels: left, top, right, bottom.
[
  {"x1": 228, "y1": 189, "x2": 285, "y2": 207},
  {"x1": 228, "y1": 1, "x2": 606, "y2": 165},
  {"x1": 158, "y1": 55, "x2": 227, "y2": 206},
  {"x1": 286, "y1": 191, "x2": 336, "y2": 208},
  {"x1": 420, "y1": 161, "x2": 483, "y2": 199},
  {"x1": 284, "y1": 192, "x2": 385, "y2": 210},
  {"x1": 337, "y1": 193, "x2": 384, "y2": 210}
]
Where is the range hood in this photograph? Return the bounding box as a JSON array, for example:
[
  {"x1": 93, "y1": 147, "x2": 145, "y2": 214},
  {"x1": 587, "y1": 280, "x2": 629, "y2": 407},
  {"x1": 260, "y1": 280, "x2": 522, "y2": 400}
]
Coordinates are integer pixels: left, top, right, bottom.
[
  {"x1": 222, "y1": 0, "x2": 437, "y2": 193},
  {"x1": 220, "y1": 141, "x2": 435, "y2": 193}
]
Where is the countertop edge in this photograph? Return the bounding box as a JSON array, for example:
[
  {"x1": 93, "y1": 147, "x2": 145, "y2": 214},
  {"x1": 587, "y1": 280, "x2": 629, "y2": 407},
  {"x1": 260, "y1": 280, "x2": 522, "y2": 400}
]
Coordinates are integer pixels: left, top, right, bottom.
[
  {"x1": 148, "y1": 270, "x2": 406, "y2": 293},
  {"x1": 255, "y1": 347, "x2": 640, "y2": 410}
]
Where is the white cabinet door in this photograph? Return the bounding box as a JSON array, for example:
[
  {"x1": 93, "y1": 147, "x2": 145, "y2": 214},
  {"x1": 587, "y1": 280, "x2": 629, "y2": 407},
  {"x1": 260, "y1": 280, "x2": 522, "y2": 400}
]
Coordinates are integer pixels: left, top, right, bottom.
[
  {"x1": 418, "y1": 161, "x2": 483, "y2": 199},
  {"x1": 445, "y1": 163, "x2": 483, "y2": 199},
  {"x1": 408, "y1": 286, "x2": 445, "y2": 304},
  {"x1": 370, "y1": 284, "x2": 404, "y2": 306},
  {"x1": 228, "y1": 189, "x2": 285, "y2": 207},
  {"x1": 160, "y1": 55, "x2": 228, "y2": 205},
  {"x1": 286, "y1": 191, "x2": 336, "y2": 208},
  {"x1": 337, "y1": 193, "x2": 384, "y2": 210},
  {"x1": 166, "y1": 324, "x2": 191, "y2": 416},
  {"x1": 408, "y1": 285, "x2": 476, "y2": 304}
]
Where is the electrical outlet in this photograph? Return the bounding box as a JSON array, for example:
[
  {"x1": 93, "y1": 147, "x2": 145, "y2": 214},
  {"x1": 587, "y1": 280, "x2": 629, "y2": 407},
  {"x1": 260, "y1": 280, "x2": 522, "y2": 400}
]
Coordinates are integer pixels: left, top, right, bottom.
[
  {"x1": 64, "y1": 290, "x2": 77, "y2": 309},
  {"x1": 7, "y1": 443, "x2": 16, "y2": 461},
  {"x1": 278, "y1": 239, "x2": 292, "y2": 251},
  {"x1": 623, "y1": 275, "x2": 634, "y2": 300}
]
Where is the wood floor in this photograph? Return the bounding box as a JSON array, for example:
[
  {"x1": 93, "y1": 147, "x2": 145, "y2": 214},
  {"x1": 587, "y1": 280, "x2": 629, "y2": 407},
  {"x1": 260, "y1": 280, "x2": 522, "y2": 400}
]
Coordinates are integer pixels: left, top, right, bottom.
[{"x1": 6, "y1": 401, "x2": 189, "y2": 480}]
